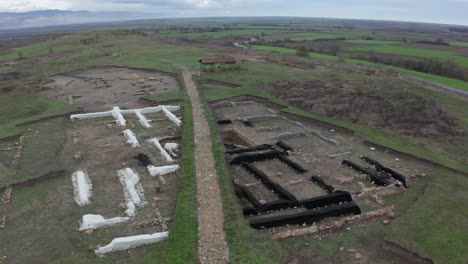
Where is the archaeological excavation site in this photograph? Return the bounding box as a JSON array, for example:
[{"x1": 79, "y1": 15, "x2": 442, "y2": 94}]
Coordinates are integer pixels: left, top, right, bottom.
[
  {"x1": 1, "y1": 20, "x2": 467, "y2": 264},
  {"x1": 211, "y1": 96, "x2": 425, "y2": 235}
]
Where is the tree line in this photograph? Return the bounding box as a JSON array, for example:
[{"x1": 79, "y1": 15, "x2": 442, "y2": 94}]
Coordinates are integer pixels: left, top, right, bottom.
[{"x1": 352, "y1": 51, "x2": 467, "y2": 81}]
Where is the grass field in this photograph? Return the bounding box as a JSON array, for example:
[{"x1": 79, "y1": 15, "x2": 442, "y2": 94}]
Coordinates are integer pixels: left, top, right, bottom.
[
  {"x1": 252, "y1": 45, "x2": 339, "y2": 61},
  {"x1": 161, "y1": 29, "x2": 290, "y2": 39},
  {"x1": 343, "y1": 39, "x2": 403, "y2": 45},
  {"x1": 286, "y1": 31, "x2": 366, "y2": 41},
  {"x1": 0, "y1": 95, "x2": 74, "y2": 140},
  {"x1": 384, "y1": 168, "x2": 468, "y2": 264},
  {"x1": 349, "y1": 45, "x2": 468, "y2": 67},
  {"x1": 252, "y1": 45, "x2": 468, "y2": 92},
  {"x1": 449, "y1": 41, "x2": 468, "y2": 47}
]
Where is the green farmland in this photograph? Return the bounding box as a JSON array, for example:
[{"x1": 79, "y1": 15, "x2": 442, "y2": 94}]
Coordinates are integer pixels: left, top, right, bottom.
[
  {"x1": 161, "y1": 29, "x2": 290, "y2": 39},
  {"x1": 349, "y1": 45, "x2": 468, "y2": 67}
]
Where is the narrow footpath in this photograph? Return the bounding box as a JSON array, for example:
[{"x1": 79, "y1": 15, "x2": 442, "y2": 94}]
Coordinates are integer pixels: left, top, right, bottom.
[{"x1": 182, "y1": 70, "x2": 230, "y2": 263}]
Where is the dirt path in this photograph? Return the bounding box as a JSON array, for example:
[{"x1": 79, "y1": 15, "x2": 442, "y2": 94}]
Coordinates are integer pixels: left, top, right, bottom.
[
  {"x1": 407, "y1": 76, "x2": 468, "y2": 98},
  {"x1": 182, "y1": 70, "x2": 230, "y2": 263}
]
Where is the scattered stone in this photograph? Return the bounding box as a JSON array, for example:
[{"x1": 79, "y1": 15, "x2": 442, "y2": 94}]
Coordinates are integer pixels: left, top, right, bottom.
[
  {"x1": 395, "y1": 158, "x2": 400, "y2": 161},
  {"x1": 159, "y1": 176, "x2": 166, "y2": 185},
  {"x1": 74, "y1": 152, "x2": 81, "y2": 159},
  {"x1": 106, "y1": 123, "x2": 113, "y2": 129},
  {"x1": 370, "y1": 147, "x2": 376, "y2": 151},
  {"x1": 84, "y1": 228, "x2": 94, "y2": 235},
  {"x1": 72, "y1": 138, "x2": 79, "y2": 144},
  {"x1": 386, "y1": 210, "x2": 396, "y2": 218},
  {"x1": 347, "y1": 248, "x2": 356, "y2": 252},
  {"x1": 339, "y1": 247, "x2": 344, "y2": 251},
  {"x1": 382, "y1": 219, "x2": 390, "y2": 225},
  {"x1": 2, "y1": 187, "x2": 12, "y2": 204},
  {"x1": 0, "y1": 215, "x2": 6, "y2": 228},
  {"x1": 119, "y1": 203, "x2": 127, "y2": 209},
  {"x1": 354, "y1": 252, "x2": 362, "y2": 259}
]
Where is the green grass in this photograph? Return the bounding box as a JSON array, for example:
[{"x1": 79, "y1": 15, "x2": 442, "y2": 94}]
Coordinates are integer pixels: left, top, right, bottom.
[
  {"x1": 349, "y1": 45, "x2": 468, "y2": 67},
  {"x1": 344, "y1": 39, "x2": 403, "y2": 45},
  {"x1": 449, "y1": 41, "x2": 468, "y2": 47},
  {"x1": 139, "y1": 91, "x2": 199, "y2": 263},
  {"x1": 0, "y1": 95, "x2": 75, "y2": 140},
  {"x1": 252, "y1": 45, "x2": 468, "y2": 92},
  {"x1": 385, "y1": 169, "x2": 468, "y2": 264},
  {"x1": 0, "y1": 163, "x2": 13, "y2": 177},
  {"x1": 0, "y1": 34, "x2": 100, "y2": 62},
  {"x1": 286, "y1": 31, "x2": 365, "y2": 41},
  {"x1": 5, "y1": 118, "x2": 68, "y2": 187},
  {"x1": 252, "y1": 45, "x2": 338, "y2": 61}
]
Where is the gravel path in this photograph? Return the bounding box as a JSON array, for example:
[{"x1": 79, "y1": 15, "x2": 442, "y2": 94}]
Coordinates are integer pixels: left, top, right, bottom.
[{"x1": 182, "y1": 70, "x2": 230, "y2": 263}]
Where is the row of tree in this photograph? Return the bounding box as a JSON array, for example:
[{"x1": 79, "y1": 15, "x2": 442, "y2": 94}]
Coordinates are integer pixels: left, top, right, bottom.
[{"x1": 352, "y1": 52, "x2": 468, "y2": 81}]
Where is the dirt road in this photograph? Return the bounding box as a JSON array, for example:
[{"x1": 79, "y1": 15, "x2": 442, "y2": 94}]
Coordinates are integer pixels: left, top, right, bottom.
[
  {"x1": 182, "y1": 70, "x2": 230, "y2": 263},
  {"x1": 406, "y1": 76, "x2": 468, "y2": 98}
]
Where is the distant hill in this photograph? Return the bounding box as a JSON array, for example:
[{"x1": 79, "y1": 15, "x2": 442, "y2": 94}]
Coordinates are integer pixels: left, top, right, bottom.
[{"x1": 0, "y1": 10, "x2": 154, "y2": 29}]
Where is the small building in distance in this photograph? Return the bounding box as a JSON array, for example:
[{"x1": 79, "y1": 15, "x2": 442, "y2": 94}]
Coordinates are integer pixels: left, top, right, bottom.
[{"x1": 198, "y1": 57, "x2": 246, "y2": 72}]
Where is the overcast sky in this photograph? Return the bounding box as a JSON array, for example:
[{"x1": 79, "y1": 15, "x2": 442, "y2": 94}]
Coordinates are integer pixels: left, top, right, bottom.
[{"x1": 1, "y1": 0, "x2": 468, "y2": 26}]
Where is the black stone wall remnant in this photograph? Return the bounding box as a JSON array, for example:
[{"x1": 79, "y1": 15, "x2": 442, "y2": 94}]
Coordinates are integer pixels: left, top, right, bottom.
[
  {"x1": 276, "y1": 141, "x2": 294, "y2": 152},
  {"x1": 243, "y1": 120, "x2": 254, "y2": 127},
  {"x1": 243, "y1": 200, "x2": 293, "y2": 215},
  {"x1": 229, "y1": 148, "x2": 308, "y2": 173},
  {"x1": 341, "y1": 159, "x2": 391, "y2": 186},
  {"x1": 277, "y1": 154, "x2": 308, "y2": 174},
  {"x1": 224, "y1": 140, "x2": 361, "y2": 227},
  {"x1": 133, "y1": 153, "x2": 152, "y2": 166},
  {"x1": 217, "y1": 119, "x2": 233, "y2": 125},
  {"x1": 341, "y1": 160, "x2": 372, "y2": 176},
  {"x1": 300, "y1": 191, "x2": 353, "y2": 209},
  {"x1": 237, "y1": 184, "x2": 263, "y2": 208},
  {"x1": 383, "y1": 167, "x2": 408, "y2": 188},
  {"x1": 242, "y1": 162, "x2": 298, "y2": 203},
  {"x1": 361, "y1": 156, "x2": 408, "y2": 188},
  {"x1": 224, "y1": 143, "x2": 237, "y2": 150},
  {"x1": 243, "y1": 191, "x2": 353, "y2": 215},
  {"x1": 230, "y1": 150, "x2": 283, "y2": 165},
  {"x1": 225, "y1": 144, "x2": 273, "y2": 155},
  {"x1": 310, "y1": 175, "x2": 335, "y2": 193},
  {"x1": 250, "y1": 201, "x2": 361, "y2": 229}
]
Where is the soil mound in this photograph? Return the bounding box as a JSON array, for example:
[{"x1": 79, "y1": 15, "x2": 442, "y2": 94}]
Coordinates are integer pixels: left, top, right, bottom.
[{"x1": 268, "y1": 80, "x2": 460, "y2": 137}]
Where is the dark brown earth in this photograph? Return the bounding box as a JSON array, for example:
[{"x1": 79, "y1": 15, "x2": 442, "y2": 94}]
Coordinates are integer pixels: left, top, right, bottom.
[{"x1": 267, "y1": 80, "x2": 460, "y2": 137}]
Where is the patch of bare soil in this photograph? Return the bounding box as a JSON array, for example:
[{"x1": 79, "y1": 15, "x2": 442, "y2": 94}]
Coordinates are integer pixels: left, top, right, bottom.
[
  {"x1": 267, "y1": 80, "x2": 460, "y2": 137},
  {"x1": 40, "y1": 66, "x2": 181, "y2": 112}
]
